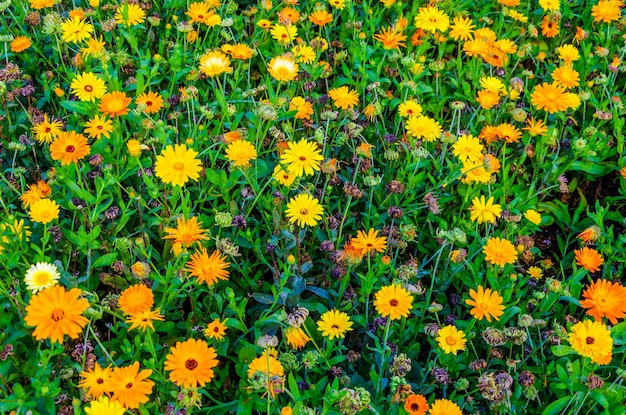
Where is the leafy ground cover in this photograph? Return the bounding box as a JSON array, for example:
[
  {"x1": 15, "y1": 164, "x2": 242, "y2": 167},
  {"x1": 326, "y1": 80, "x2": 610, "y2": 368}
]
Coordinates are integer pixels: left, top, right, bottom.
[{"x1": 1, "y1": 0, "x2": 626, "y2": 414}]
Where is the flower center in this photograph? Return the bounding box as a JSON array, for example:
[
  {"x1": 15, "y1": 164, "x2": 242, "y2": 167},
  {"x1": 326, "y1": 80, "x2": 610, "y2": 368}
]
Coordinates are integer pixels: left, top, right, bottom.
[
  {"x1": 96, "y1": 378, "x2": 104, "y2": 384},
  {"x1": 146, "y1": 101, "x2": 152, "y2": 107},
  {"x1": 33, "y1": 271, "x2": 51, "y2": 285},
  {"x1": 66, "y1": 145, "x2": 75, "y2": 153},
  {"x1": 586, "y1": 336, "x2": 595, "y2": 345},
  {"x1": 214, "y1": 327, "x2": 220, "y2": 332},
  {"x1": 299, "y1": 156, "x2": 306, "y2": 161},
  {"x1": 446, "y1": 336, "x2": 457, "y2": 346},
  {"x1": 84, "y1": 85, "x2": 93, "y2": 92},
  {"x1": 480, "y1": 303, "x2": 489, "y2": 310},
  {"x1": 185, "y1": 358, "x2": 199, "y2": 370},
  {"x1": 45, "y1": 127, "x2": 51, "y2": 133},
  {"x1": 331, "y1": 324, "x2": 339, "y2": 329},
  {"x1": 173, "y1": 162, "x2": 185, "y2": 171},
  {"x1": 299, "y1": 209, "x2": 309, "y2": 215},
  {"x1": 410, "y1": 403, "x2": 420, "y2": 411},
  {"x1": 51, "y1": 308, "x2": 64, "y2": 322},
  {"x1": 389, "y1": 299, "x2": 399, "y2": 306},
  {"x1": 126, "y1": 382, "x2": 133, "y2": 389}
]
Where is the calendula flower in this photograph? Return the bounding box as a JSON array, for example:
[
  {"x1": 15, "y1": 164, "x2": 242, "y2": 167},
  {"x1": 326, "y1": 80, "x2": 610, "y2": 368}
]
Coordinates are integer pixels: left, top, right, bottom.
[
  {"x1": 78, "y1": 363, "x2": 113, "y2": 399},
  {"x1": 404, "y1": 394, "x2": 429, "y2": 415},
  {"x1": 284, "y1": 327, "x2": 310, "y2": 350},
  {"x1": 524, "y1": 117, "x2": 549, "y2": 137},
  {"x1": 577, "y1": 226, "x2": 601, "y2": 244},
  {"x1": 557, "y1": 44, "x2": 580, "y2": 64},
  {"x1": 84, "y1": 115, "x2": 114, "y2": 140},
  {"x1": 452, "y1": 134, "x2": 484, "y2": 163},
  {"x1": 476, "y1": 90, "x2": 500, "y2": 110},
  {"x1": 205, "y1": 318, "x2": 228, "y2": 340},
  {"x1": 29, "y1": 0, "x2": 54, "y2": 9},
  {"x1": 317, "y1": 309, "x2": 353, "y2": 340},
  {"x1": 373, "y1": 26, "x2": 407, "y2": 50},
  {"x1": 414, "y1": 6, "x2": 450, "y2": 33},
  {"x1": 247, "y1": 351, "x2": 284, "y2": 381},
  {"x1": 10, "y1": 36, "x2": 31, "y2": 52},
  {"x1": 109, "y1": 362, "x2": 154, "y2": 409},
  {"x1": 24, "y1": 262, "x2": 61, "y2": 293},
  {"x1": 580, "y1": 279, "x2": 626, "y2": 324},
  {"x1": 98, "y1": 91, "x2": 132, "y2": 117},
  {"x1": 405, "y1": 115, "x2": 442, "y2": 142},
  {"x1": 398, "y1": 100, "x2": 423, "y2": 117},
  {"x1": 126, "y1": 308, "x2": 164, "y2": 332},
  {"x1": 309, "y1": 10, "x2": 333, "y2": 26},
  {"x1": 527, "y1": 266, "x2": 543, "y2": 279},
  {"x1": 270, "y1": 24, "x2": 297, "y2": 44},
  {"x1": 592, "y1": 0, "x2": 622, "y2": 23},
  {"x1": 154, "y1": 144, "x2": 202, "y2": 186},
  {"x1": 285, "y1": 194, "x2": 324, "y2": 227},
  {"x1": 227, "y1": 43, "x2": 254, "y2": 60},
  {"x1": 61, "y1": 17, "x2": 93, "y2": 43},
  {"x1": 291, "y1": 44, "x2": 316, "y2": 63},
  {"x1": 70, "y1": 72, "x2": 107, "y2": 102},
  {"x1": 329, "y1": 86, "x2": 359, "y2": 110},
  {"x1": 50, "y1": 131, "x2": 91, "y2": 165},
  {"x1": 280, "y1": 139, "x2": 323, "y2": 177},
  {"x1": 29, "y1": 198, "x2": 60, "y2": 224},
  {"x1": 187, "y1": 2, "x2": 220, "y2": 26},
  {"x1": 469, "y1": 196, "x2": 501, "y2": 224},
  {"x1": 115, "y1": 2, "x2": 146, "y2": 25},
  {"x1": 575, "y1": 247, "x2": 604, "y2": 272},
  {"x1": 32, "y1": 115, "x2": 63, "y2": 144},
  {"x1": 289, "y1": 97, "x2": 314, "y2": 119},
  {"x1": 483, "y1": 237, "x2": 517, "y2": 267},
  {"x1": 540, "y1": 16, "x2": 560, "y2": 38},
  {"x1": 136, "y1": 91, "x2": 164, "y2": 114},
  {"x1": 267, "y1": 55, "x2": 299, "y2": 82},
  {"x1": 568, "y1": 320, "x2": 613, "y2": 364},
  {"x1": 163, "y1": 216, "x2": 208, "y2": 255},
  {"x1": 185, "y1": 248, "x2": 230, "y2": 286},
  {"x1": 525, "y1": 209, "x2": 542, "y2": 225},
  {"x1": 449, "y1": 16, "x2": 474, "y2": 41},
  {"x1": 225, "y1": 140, "x2": 257, "y2": 167},
  {"x1": 24, "y1": 286, "x2": 89, "y2": 343},
  {"x1": 374, "y1": 284, "x2": 413, "y2": 320},
  {"x1": 436, "y1": 325, "x2": 466, "y2": 355},
  {"x1": 272, "y1": 165, "x2": 297, "y2": 186},
  {"x1": 466, "y1": 286, "x2": 505, "y2": 321},
  {"x1": 351, "y1": 229, "x2": 387, "y2": 255},
  {"x1": 118, "y1": 284, "x2": 154, "y2": 315},
  {"x1": 429, "y1": 399, "x2": 463, "y2": 415},
  {"x1": 165, "y1": 338, "x2": 219, "y2": 388},
  {"x1": 84, "y1": 396, "x2": 125, "y2": 415},
  {"x1": 199, "y1": 51, "x2": 233, "y2": 77}
]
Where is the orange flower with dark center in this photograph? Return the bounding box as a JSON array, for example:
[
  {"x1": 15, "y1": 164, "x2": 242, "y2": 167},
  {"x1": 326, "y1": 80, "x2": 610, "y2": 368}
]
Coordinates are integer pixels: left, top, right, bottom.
[{"x1": 575, "y1": 247, "x2": 604, "y2": 272}]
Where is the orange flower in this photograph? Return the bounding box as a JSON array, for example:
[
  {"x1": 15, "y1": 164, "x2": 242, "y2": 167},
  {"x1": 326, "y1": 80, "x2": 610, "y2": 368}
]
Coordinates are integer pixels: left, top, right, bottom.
[
  {"x1": 404, "y1": 394, "x2": 429, "y2": 415},
  {"x1": 575, "y1": 247, "x2": 604, "y2": 272},
  {"x1": 98, "y1": 91, "x2": 132, "y2": 117},
  {"x1": 580, "y1": 279, "x2": 626, "y2": 324},
  {"x1": 577, "y1": 226, "x2": 601, "y2": 244}
]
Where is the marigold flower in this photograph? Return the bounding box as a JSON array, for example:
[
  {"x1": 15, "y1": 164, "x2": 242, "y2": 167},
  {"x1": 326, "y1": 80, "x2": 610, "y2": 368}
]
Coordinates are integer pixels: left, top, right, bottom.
[
  {"x1": 109, "y1": 362, "x2": 153, "y2": 409},
  {"x1": 575, "y1": 247, "x2": 604, "y2": 272},
  {"x1": 374, "y1": 284, "x2": 413, "y2": 320},
  {"x1": 154, "y1": 144, "x2": 202, "y2": 186},
  {"x1": 317, "y1": 309, "x2": 353, "y2": 340},
  {"x1": 580, "y1": 279, "x2": 626, "y2": 324},
  {"x1": 436, "y1": 325, "x2": 466, "y2": 355},
  {"x1": 285, "y1": 194, "x2": 324, "y2": 227},
  {"x1": 165, "y1": 338, "x2": 219, "y2": 388},
  {"x1": 466, "y1": 285, "x2": 505, "y2": 322},
  {"x1": 568, "y1": 320, "x2": 613, "y2": 364},
  {"x1": 483, "y1": 237, "x2": 517, "y2": 267}
]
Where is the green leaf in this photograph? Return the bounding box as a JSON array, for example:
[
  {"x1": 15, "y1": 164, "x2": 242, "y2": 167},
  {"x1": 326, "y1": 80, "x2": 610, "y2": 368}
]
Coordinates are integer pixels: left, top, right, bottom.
[
  {"x1": 91, "y1": 252, "x2": 118, "y2": 269},
  {"x1": 60, "y1": 100, "x2": 93, "y2": 116},
  {"x1": 551, "y1": 345, "x2": 576, "y2": 357},
  {"x1": 589, "y1": 390, "x2": 609, "y2": 411},
  {"x1": 542, "y1": 396, "x2": 572, "y2": 415}
]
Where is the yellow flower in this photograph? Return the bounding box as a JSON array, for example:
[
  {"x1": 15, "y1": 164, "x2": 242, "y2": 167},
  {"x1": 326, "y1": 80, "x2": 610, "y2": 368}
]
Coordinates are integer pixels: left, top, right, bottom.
[
  {"x1": 61, "y1": 17, "x2": 93, "y2": 43},
  {"x1": 449, "y1": 16, "x2": 474, "y2": 41},
  {"x1": 291, "y1": 45, "x2": 316, "y2": 64},
  {"x1": 165, "y1": 338, "x2": 219, "y2": 388},
  {"x1": 185, "y1": 248, "x2": 230, "y2": 286},
  {"x1": 84, "y1": 396, "x2": 125, "y2": 415},
  {"x1": 225, "y1": 140, "x2": 257, "y2": 167},
  {"x1": 154, "y1": 144, "x2": 202, "y2": 186},
  {"x1": 374, "y1": 284, "x2": 413, "y2": 320},
  {"x1": 284, "y1": 327, "x2": 310, "y2": 350},
  {"x1": 568, "y1": 320, "x2": 613, "y2": 364},
  {"x1": 317, "y1": 309, "x2": 353, "y2": 340},
  {"x1": 285, "y1": 194, "x2": 324, "y2": 227},
  {"x1": 329, "y1": 86, "x2": 359, "y2": 110},
  {"x1": 126, "y1": 308, "x2": 164, "y2": 332},
  {"x1": 524, "y1": 209, "x2": 542, "y2": 225},
  {"x1": 272, "y1": 164, "x2": 297, "y2": 186},
  {"x1": 163, "y1": 216, "x2": 208, "y2": 255},
  {"x1": 398, "y1": 100, "x2": 422, "y2": 117},
  {"x1": 280, "y1": 138, "x2": 323, "y2": 177},
  {"x1": 539, "y1": 0, "x2": 560, "y2": 11},
  {"x1": 429, "y1": 399, "x2": 463, "y2": 415},
  {"x1": 373, "y1": 26, "x2": 407, "y2": 50},
  {"x1": 289, "y1": 97, "x2": 314, "y2": 119},
  {"x1": 205, "y1": 318, "x2": 228, "y2": 340},
  {"x1": 24, "y1": 262, "x2": 61, "y2": 293},
  {"x1": 199, "y1": 51, "x2": 233, "y2": 77},
  {"x1": 452, "y1": 134, "x2": 483, "y2": 163},
  {"x1": 592, "y1": 0, "x2": 621, "y2": 23},
  {"x1": 29, "y1": 198, "x2": 60, "y2": 224},
  {"x1": 84, "y1": 115, "x2": 114, "y2": 140},
  {"x1": 557, "y1": 44, "x2": 580, "y2": 64},
  {"x1": 115, "y1": 2, "x2": 146, "y2": 26},
  {"x1": 267, "y1": 55, "x2": 299, "y2": 82},
  {"x1": 469, "y1": 196, "x2": 501, "y2": 224},
  {"x1": 270, "y1": 24, "x2": 297, "y2": 44},
  {"x1": 350, "y1": 229, "x2": 387, "y2": 255},
  {"x1": 78, "y1": 363, "x2": 112, "y2": 399},
  {"x1": 405, "y1": 115, "x2": 442, "y2": 142},
  {"x1": 436, "y1": 325, "x2": 466, "y2": 355},
  {"x1": 465, "y1": 285, "x2": 505, "y2": 322},
  {"x1": 414, "y1": 6, "x2": 449, "y2": 33},
  {"x1": 483, "y1": 237, "x2": 517, "y2": 267},
  {"x1": 32, "y1": 114, "x2": 63, "y2": 144}
]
